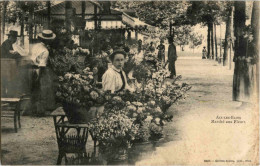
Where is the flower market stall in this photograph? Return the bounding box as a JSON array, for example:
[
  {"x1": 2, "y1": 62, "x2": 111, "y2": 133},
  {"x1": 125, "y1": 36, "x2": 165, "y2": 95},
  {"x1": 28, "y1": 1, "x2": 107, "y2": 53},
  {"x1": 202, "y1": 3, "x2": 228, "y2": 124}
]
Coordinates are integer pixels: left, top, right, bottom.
[
  {"x1": 50, "y1": 35, "x2": 191, "y2": 162},
  {"x1": 30, "y1": 2, "x2": 192, "y2": 163}
]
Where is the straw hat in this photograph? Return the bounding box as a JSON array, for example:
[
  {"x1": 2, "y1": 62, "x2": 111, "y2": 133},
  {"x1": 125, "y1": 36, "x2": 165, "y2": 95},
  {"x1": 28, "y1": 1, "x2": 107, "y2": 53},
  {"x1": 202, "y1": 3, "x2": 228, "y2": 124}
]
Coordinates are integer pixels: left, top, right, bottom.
[{"x1": 38, "y1": 30, "x2": 56, "y2": 40}]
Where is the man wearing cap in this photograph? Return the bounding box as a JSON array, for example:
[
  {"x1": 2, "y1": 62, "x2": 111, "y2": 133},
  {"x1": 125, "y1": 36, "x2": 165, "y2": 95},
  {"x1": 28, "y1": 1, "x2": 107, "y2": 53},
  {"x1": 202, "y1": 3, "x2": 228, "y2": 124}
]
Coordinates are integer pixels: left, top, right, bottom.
[{"x1": 0, "y1": 30, "x2": 21, "y2": 59}]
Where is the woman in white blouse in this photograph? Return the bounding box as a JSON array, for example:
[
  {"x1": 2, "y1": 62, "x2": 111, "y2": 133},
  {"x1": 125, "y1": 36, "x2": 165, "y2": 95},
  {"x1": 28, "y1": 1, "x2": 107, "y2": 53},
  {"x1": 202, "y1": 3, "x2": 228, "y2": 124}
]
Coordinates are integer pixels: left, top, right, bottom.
[
  {"x1": 30, "y1": 30, "x2": 56, "y2": 115},
  {"x1": 102, "y1": 50, "x2": 130, "y2": 93}
]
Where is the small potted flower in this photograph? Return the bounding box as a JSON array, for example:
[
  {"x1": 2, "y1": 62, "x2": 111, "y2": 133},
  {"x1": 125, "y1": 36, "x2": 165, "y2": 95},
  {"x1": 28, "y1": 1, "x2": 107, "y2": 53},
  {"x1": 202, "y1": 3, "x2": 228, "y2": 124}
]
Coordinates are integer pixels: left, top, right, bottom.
[{"x1": 89, "y1": 112, "x2": 139, "y2": 161}]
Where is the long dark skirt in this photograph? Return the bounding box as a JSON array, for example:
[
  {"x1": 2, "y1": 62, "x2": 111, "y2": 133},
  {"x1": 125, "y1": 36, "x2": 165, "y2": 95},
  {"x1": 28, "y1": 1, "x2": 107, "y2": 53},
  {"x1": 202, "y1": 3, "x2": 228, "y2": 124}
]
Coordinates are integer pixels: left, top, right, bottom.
[{"x1": 31, "y1": 67, "x2": 57, "y2": 116}]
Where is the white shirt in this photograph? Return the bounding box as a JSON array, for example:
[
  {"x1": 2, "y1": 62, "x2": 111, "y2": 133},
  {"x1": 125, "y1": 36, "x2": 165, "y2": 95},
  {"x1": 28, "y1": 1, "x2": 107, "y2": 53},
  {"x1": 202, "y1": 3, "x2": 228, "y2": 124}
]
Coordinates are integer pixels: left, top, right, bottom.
[
  {"x1": 102, "y1": 65, "x2": 129, "y2": 93},
  {"x1": 134, "y1": 51, "x2": 144, "y2": 64},
  {"x1": 30, "y1": 42, "x2": 49, "y2": 67}
]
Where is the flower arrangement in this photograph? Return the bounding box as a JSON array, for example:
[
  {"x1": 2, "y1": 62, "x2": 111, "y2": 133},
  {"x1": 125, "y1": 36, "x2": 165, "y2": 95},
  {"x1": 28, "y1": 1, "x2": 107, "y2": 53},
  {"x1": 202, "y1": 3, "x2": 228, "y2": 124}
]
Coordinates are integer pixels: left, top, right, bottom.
[
  {"x1": 49, "y1": 47, "x2": 90, "y2": 76},
  {"x1": 132, "y1": 62, "x2": 153, "y2": 83},
  {"x1": 56, "y1": 69, "x2": 105, "y2": 108},
  {"x1": 88, "y1": 112, "x2": 139, "y2": 149}
]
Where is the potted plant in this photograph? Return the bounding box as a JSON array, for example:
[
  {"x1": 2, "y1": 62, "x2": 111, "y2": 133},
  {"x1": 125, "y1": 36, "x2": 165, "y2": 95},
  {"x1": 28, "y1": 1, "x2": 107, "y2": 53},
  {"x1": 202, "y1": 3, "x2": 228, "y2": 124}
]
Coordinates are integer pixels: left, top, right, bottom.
[
  {"x1": 56, "y1": 69, "x2": 106, "y2": 123},
  {"x1": 89, "y1": 112, "x2": 139, "y2": 161}
]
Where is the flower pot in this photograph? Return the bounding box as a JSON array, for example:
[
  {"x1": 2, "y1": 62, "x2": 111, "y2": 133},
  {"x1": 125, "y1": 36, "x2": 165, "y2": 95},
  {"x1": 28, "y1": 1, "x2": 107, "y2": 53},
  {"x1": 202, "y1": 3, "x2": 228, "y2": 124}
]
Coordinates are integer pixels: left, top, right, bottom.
[
  {"x1": 63, "y1": 103, "x2": 97, "y2": 124},
  {"x1": 100, "y1": 146, "x2": 128, "y2": 162}
]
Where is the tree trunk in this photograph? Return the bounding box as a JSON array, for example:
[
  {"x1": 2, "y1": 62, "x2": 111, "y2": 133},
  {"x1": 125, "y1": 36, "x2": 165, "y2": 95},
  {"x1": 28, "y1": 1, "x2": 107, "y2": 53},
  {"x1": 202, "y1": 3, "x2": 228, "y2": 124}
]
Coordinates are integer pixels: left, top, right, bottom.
[
  {"x1": 219, "y1": 24, "x2": 222, "y2": 62},
  {"x1": 211, "y1": 22, "x2": 214, "y2": 59},
  {"x1": 233, "y1": 1, "x2": 247, "y2": 102},
  {"x1": 1, "y1": 1, "x2": 7, "y2": 43},
  {"x1": 247, "y1": 1, "x2": 259, "y2": 102},
  {"x1": 207, "y1": 23, "x2": 211, "y2": 59},
  {"x1": 214, "y1": 23, "x2": 218, "y2": 61},
  {"x1": 47, "y1": 1, "x2": 51, "y2": 29},
  {"x1": 223, "y1": 6, "x2": 233, "y2": 66}
]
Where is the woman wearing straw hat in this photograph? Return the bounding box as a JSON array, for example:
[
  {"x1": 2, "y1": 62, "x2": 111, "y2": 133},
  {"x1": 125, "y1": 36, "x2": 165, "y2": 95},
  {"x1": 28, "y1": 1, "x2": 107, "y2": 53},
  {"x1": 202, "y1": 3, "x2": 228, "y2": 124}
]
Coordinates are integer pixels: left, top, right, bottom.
[{"x1": 30, "y1": 30, "x2": 56, "y2": 115}]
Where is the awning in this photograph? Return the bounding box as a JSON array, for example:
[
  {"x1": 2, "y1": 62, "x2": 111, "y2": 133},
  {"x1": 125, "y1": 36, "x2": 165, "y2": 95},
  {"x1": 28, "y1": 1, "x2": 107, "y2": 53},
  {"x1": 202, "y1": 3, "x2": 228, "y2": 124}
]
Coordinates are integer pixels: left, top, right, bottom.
[{"x1": 122, "y1": 13, "x2": 148, "y2": 29}]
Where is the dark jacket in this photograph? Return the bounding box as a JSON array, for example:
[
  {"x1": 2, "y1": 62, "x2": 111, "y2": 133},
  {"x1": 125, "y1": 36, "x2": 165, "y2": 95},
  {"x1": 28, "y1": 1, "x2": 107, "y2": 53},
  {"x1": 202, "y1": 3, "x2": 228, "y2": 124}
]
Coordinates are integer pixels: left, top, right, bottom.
[
  {"x1": 168, "y1": 43, "x2": 177, "y2": 62},
  {"x1": 0, "y1": 39, "x2": 20, "y2": 59}
]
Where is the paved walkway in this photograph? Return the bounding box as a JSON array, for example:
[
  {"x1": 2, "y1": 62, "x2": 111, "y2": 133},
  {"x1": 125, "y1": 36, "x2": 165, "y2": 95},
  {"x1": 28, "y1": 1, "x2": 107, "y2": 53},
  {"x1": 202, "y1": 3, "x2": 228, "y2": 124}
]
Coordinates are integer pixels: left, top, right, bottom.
[{"x1": 136, "y1": 58, "x2": 259, "y2": 165}]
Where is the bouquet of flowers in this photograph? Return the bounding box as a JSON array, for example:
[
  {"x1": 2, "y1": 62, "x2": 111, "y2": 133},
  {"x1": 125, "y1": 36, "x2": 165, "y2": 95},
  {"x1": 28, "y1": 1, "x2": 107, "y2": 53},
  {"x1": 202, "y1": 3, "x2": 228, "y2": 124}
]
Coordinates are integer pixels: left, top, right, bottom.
[
  {"x1": 88, "y1": 112, "x2": 139, "y2": 149},
  {"x1": 56, "y1": 69, "x2": 105, "y2": 108}
]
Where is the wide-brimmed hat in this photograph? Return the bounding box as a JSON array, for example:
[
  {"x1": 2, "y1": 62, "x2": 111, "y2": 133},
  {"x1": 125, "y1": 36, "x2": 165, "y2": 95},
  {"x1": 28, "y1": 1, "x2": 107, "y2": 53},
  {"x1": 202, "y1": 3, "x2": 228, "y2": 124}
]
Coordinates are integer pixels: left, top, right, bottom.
[
  {"x1": 38, "y1": 30, "x2": 56, "y2": 40},
  {"x1": 7, "y1": 30, "x2": 19, "y2": 37}
]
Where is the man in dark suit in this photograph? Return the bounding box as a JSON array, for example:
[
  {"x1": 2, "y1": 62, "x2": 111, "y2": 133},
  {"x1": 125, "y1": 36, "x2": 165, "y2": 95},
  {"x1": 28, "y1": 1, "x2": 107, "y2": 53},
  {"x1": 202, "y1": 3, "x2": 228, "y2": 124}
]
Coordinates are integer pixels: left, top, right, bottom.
[
  {"x1": 167, "y1": 36, "x2": 177, "y2": 78},
  {"x1": 1, "y1": 30, "x2": 22, "y2": 97},
  {"x1": 0, "y1": 30, "x2": 21, "y2": 59}
]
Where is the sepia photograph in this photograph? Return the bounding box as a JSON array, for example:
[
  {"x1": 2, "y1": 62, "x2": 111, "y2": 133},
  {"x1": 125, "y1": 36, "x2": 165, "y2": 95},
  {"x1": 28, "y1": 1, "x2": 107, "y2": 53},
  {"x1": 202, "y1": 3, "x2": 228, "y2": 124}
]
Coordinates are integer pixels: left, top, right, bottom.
[{"x1": 0, "y1": 0, "x2": 259, "y2": 165}]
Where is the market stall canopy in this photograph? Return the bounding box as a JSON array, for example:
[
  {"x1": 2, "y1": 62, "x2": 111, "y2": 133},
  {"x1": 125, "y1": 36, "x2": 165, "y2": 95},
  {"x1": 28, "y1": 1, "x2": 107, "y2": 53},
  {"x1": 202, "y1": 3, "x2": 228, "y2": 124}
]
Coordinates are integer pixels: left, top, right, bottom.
[
  {"x1": 34, "y1": 1, "x2": 155, "y2": 31},
  {"x1": 35, "y1": 1, "x2": 103, "y2": 20},
  {"x1": 85, "y1": 9, "x2": 151, "y2": 30}
]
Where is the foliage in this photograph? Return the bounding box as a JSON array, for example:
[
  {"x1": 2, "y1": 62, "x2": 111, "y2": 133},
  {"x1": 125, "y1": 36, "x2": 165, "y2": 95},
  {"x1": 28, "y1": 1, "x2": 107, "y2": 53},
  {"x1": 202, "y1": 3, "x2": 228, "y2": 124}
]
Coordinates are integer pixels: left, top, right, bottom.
[
  {"x1": 175, "y1": 25, "x2": 192, "y2": 48},
  {"x1": 49, "y1": 47, "x2": 90, "y2": 76},
  {"x1": 1, "y1": 1, "x2": 48, "y2": 24},
  {"x1": 186, "y1": 1, "x2": 224, "y2": 25},
  {"x1": 112, "y1": 1, "x2": 190, "y2": 29},
  {"x1": 189, "y1": 32, "x2": 204, "y2": 50},
  {"x1": 132, "y1": 62, "x2": 154, "y2": 83}
]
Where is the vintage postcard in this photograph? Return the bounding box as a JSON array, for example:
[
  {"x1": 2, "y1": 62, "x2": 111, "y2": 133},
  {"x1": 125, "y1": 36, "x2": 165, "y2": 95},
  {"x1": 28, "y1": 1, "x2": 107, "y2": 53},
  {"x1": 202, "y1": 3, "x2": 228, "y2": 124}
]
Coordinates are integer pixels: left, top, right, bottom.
[{"x1": 1, "y1": 0, "x2": 259, "y2": 165}]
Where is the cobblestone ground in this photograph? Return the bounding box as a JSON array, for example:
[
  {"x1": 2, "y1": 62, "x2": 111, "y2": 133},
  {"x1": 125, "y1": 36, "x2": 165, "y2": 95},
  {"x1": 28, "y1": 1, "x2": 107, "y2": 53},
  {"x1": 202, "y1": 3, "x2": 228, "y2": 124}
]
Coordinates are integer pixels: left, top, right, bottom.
[{"x1": 1, "y1": 56, "x2": 258, "y2": 165}]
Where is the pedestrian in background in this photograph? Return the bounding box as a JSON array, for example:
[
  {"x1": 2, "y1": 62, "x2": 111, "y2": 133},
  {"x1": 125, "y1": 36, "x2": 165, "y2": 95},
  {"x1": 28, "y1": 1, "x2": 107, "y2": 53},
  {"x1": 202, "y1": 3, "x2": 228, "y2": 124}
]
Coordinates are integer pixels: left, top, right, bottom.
[
  {"x1": 167, "y1": 36, "x2": 177, "y2": 78},
  {"x1": 202, "y1": 46, "x2": 207, "y2": 59},
  {"x1": 157, "y1": 39, "x2": 165, "y2": 63}
]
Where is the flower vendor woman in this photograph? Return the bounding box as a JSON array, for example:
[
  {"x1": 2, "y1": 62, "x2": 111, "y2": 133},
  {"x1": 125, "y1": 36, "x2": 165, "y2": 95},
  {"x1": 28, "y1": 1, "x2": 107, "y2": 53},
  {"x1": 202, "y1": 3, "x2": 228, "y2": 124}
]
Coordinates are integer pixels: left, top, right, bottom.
[
  {"x1": 102, "y1": 50, "x2": 130, "y2": 93},
  {"x1": 30, "y1": 30, "x2": 56, "y2": 115}
]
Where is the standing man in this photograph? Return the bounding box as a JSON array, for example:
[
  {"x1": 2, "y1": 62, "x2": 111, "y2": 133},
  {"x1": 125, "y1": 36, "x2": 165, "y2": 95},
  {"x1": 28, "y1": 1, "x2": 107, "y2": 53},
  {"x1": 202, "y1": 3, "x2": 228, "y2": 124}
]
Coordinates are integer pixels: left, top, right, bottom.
[
  {"x1": 0, "y1": 30, "x2": 22, "y2": 97},
  {"x1": 0, "y1": 30, "x2": 21, "y2": 59},
  {"x1": 167, "y1": 36, "x2": 177, "y2": 78}
]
